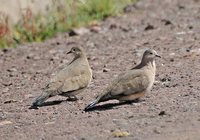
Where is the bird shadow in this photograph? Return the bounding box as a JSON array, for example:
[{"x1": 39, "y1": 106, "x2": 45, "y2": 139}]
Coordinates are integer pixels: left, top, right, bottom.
[
  {"x1": 29, "y1": 100, "x2": 65, "y2": 109},
  {"x1": 29, "y1": 96, "x2": 80, "y2": 109},
  {"x1": 84, "y1": 99, "x2": 142, "y2": 112}
]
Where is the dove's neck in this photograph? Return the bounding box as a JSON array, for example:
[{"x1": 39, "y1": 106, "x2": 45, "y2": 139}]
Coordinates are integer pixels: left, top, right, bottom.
[
  {"x1": 134, "y1": 60, "x2": 156, "y2": 74},
  {"x1": 143, "y1": 60, "x2": 156, "y2": 74},
  {"x1": 69, "y1": 54, "x2": 86, "y2": 65}
]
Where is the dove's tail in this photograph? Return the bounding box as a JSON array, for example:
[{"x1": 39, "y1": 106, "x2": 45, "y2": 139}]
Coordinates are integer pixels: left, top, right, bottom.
[
  {"x1": 32, "y1": 91, "x2": 50, "y2": 106},
  {"x1": 84, "y1": 93, "x2": 112, "y2": 111},
  {"x1": 84, "y1": 99, "x2": 99, "y2": 111}
]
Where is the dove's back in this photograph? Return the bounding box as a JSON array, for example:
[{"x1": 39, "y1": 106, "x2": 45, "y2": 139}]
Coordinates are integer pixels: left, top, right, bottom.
[
  {"x1": 46, "y1": 56, "x2": 92, "y2": 94},
  {"x1": 99, "y1": 69, "x2": 151, "y2": 101}
]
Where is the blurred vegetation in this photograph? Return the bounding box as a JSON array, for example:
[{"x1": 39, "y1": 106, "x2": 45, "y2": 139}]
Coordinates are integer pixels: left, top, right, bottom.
[{"x1": 0, "y1": 0, "x2": 137, "y2": 48}]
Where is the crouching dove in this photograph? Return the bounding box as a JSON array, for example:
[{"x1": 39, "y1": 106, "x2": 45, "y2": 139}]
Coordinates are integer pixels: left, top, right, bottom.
[
  {"x1": 32, "y1": 46, "x2": 92, "y2": 107},
  {"x1": 84, "y1": 49, "x2": 160, "y2": 111}
]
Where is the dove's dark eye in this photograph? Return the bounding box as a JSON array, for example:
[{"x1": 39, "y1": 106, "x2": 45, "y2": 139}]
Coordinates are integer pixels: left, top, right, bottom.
[{"x1": 150, "y1": 52, "x2": 153, "y2": 55}]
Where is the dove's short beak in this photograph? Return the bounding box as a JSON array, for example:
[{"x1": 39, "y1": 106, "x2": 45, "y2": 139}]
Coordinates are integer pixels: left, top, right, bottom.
[
  {"x1": 67, "y1": 50, "x2": 72, "y2": 54},
  {"x1": 156, "y1": 54, "x2": 161, "y2": 58}
]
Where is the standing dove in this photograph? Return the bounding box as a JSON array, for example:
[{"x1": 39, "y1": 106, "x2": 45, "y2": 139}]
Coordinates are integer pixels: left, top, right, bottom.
[
  {"x1": 32, "y1": 46, "x2": 92, "y2": 106},
  {"x1": 84, "y1": 49, "x2": 160, "y2": 111}
]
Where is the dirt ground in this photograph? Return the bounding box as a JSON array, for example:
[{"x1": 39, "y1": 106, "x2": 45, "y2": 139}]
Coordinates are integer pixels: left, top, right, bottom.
[{"x1": 1, "y1": 0, "x2": 200, "y2": 139}]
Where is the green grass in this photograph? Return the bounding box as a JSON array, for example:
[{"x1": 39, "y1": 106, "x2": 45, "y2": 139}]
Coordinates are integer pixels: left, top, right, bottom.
[{"x1": 0, "y1": 0, "x2": 137, "y2": 48}]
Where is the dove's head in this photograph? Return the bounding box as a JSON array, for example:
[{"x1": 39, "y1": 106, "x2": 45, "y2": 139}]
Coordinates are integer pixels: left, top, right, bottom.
[
  {"x1": 67, "y1": 46, "x2": 85, "y2": 58},
  {"x1": 142, "y1": 49, "x2": 161, "y2": 63}
]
